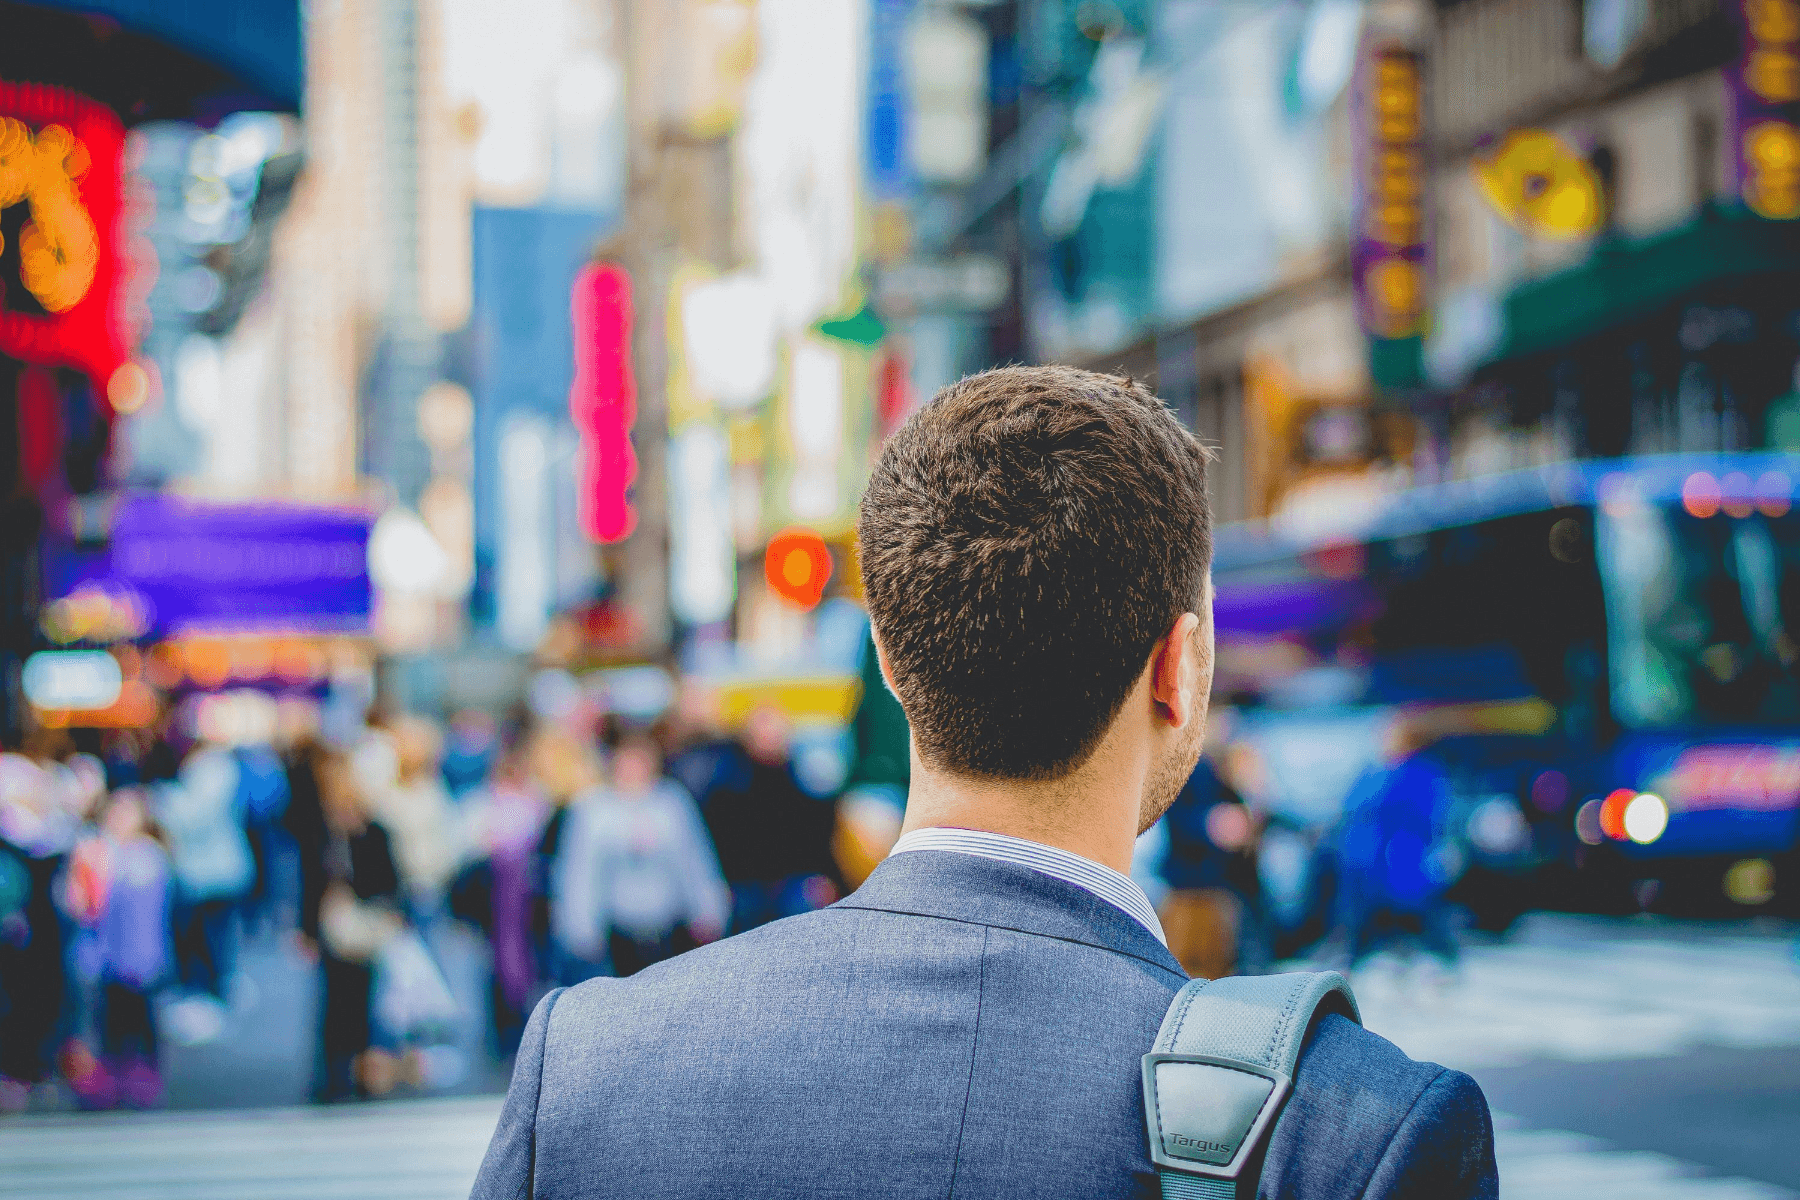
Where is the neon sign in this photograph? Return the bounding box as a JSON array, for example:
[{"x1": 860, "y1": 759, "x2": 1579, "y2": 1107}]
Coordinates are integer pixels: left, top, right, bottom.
[
  {"x1": 1654, "y1": 744, "x2": 1800, "y2": 813},
  {"x1": 0, "y1": 81, "x2": 130, "y2": 397},
  {"x1": 569, "y1": 262, "x2": 637, "y2": 543},
  {"x1": 1732, "y1": 0, "x2": 1800, "y2": 219},
  {"x1": 0, "y1": 119, "x2": 99, "y2": 311},
  {"x1": 1352, "y1": 43, "x2": 1429, "y2": 339}
]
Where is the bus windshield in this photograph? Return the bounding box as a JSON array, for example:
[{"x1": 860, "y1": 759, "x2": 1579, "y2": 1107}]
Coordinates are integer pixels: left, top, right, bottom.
[{"x1": 1597, "y1": 496, "x2": 1800, "y2": 729}]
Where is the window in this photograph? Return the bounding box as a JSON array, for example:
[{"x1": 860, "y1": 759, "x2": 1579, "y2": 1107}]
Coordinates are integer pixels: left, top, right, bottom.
[
  {"x1": 1588, "y1": 141, "x2": 1620, "y2": 231},
  {"x1": 1692, "y1": 110, "x2": 1719, "y2": 210}
]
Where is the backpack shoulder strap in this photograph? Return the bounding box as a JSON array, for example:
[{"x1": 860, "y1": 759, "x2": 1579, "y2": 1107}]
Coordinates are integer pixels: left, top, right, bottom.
[{"x1": 1143, "y1": 971, "x2": 1360, "y2": 1200}]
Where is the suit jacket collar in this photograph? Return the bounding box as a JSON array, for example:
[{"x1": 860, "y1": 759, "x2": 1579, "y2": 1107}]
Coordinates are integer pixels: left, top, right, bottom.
[{"x1": 834, "y1": 849, "x2": 1187, "y2": 980}]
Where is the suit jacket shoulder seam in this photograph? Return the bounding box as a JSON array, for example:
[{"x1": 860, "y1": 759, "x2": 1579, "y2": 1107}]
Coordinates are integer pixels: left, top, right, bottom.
[
  {"x1": 945, "y1": 926, "x2": 988, "y2": 1200},
  {"x1": 526, "y1": 987, "x2": 567, "y2": 1200},
  {"x1": 828, "y1": 902, "x2": 1186, "y2": 981}
]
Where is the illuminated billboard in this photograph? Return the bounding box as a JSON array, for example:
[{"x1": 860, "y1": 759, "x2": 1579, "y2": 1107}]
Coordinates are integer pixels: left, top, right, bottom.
[
  {"x1": 1351, "y1": 40, "x2": 1429, "y2": 343},
  {"x1": 0, "y1": 80, "x2": 131, "y2": 398}
]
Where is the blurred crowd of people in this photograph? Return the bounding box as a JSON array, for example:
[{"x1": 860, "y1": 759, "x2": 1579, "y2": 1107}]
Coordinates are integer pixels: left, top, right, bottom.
[
  {"x1": 0, "y1": 678, "x2": 1475, "y2": 1113},
  {"x1": 0, "y1": 687, "x2": 846, "y2": 1111},
  {"x1": 1142, "y1": 710, "x2": 1467, "y2": 989},
  {"x1": 0, "y1": 723, "x2": 282, "y2": 1112}
]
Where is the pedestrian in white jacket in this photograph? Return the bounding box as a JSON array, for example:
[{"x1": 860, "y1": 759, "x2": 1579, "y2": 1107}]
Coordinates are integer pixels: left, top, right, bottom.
[{"x1": 551, "y1": 731, "x2": 729, "y2": 981}]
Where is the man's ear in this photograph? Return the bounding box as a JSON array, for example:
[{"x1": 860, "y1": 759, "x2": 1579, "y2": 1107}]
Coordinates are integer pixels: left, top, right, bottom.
[
  {"x1": 1150, "y1": 611, "x2": 1203, "y2": 730},
  {"x1": 871, "y1": 630, "x2": 901, "y2": 699}
]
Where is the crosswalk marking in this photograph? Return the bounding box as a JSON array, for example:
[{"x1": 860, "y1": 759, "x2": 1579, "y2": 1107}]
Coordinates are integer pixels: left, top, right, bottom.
[
  {"x1": 1339, "y1": 915, "x2": 1800, "y2": 1070},
  {"x1": 1495, "y1": 1117, "x2": 1798, "y2": 1200},
  {"x1": 0, "y1": 1096, "x2": 503, "y2": 1200}
]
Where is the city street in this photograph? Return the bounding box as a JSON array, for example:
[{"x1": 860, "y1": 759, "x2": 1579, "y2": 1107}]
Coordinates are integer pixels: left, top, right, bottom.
[
  {"x1": 0, "y1": 1096, "x2": 502, "y2": 1200},
  {"x1": 153, "y1": 921, "x2": 508, "y2": 1110},
  {"x1": 2, "y1": 1, "x2": 1796, "y2": 1196},
  {"x1": 3, "y1": 914, "x2": 1795, "y2": 1199},
  {"x1": 1346, "y1": 915, "x2": 1800, "y2": 1199}
]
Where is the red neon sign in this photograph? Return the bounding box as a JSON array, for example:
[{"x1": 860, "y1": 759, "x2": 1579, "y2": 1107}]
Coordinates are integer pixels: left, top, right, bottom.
[
  {"x1": 0, "y1": 80, "x2": 131, "y2": 402},
  {"x1": 1664, "y1": 745, "x2": 1800, "y2": 813},
  {"x1": 569, "y1": 262, "x2": 636, "y2": 543}
]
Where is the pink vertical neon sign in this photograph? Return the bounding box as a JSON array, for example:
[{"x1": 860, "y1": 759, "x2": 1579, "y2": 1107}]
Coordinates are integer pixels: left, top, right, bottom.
[{"x1": 569, "y1": 262, "x2": 637, "y2": 543}]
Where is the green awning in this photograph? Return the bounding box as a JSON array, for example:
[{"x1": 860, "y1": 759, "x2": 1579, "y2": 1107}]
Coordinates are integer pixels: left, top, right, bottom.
[{"x1": 1499, "y1": 210, "x2": 1800, "y2": 362}]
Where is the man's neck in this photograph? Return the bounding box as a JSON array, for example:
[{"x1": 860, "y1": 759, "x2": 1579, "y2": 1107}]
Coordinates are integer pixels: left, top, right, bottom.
[{"x1": 898, "y1": 740, "x2": 1145, "y2": 875}]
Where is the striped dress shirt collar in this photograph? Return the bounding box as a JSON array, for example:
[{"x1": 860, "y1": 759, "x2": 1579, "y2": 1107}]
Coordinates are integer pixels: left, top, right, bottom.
[{"x1": 888, "y1": 826, "x2": 1167, "y2": 946}]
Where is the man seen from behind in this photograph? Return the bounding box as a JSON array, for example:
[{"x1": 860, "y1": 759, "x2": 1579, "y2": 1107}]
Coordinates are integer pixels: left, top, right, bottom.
[{"x1": 472, "y1": 365, "x2": 1498, "y2": 1199}]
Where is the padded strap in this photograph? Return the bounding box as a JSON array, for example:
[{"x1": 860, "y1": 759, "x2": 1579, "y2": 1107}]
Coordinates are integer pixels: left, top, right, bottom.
[
  {"x1": 1144, "y1": 972, "x2": 1359, "y2": 1200},
  {"x1": 1152, "y1": 972, "x2": 1360, "y2": 1067}
]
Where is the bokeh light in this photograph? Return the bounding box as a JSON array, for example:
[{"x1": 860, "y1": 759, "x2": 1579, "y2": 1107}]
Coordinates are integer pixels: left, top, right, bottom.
[
  {"x1": 107, "y1": 361, "x2": 150, "y2": 413},
  {"x1": 1204, "y1": 802, "x2": 1252, "y2": 851},
  {"x1": 1720, "y1": 472, "x2": 1755, "y2": 519},
  {"x1": 1599, "y1": 788, "x2": 1633, "y2": 840},
  {"x1": 1530, "y1": 769, "x2": 1570, "y2": 813},
  {"x1": 1723, "y1": 858, "x2": 1777, "y2": 906},
  {"x1": 764, "y1": 527, "x2": 832, "y2": 610},
  {"x1": 1681, "y1": 471, "x2": 1721, "y2": 519},
  {"x1": 1574, "y1": 797, "x2": 1604, "y2": 845},
  {"x1": 1622, "y1": 792, "x2": 1668, "y2": 844}
]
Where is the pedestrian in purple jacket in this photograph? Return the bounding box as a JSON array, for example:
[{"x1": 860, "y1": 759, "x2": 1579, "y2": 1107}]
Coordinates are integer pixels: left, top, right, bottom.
[{"x1": 70, "y1": 790, "x2": 174, "y2": 1108}]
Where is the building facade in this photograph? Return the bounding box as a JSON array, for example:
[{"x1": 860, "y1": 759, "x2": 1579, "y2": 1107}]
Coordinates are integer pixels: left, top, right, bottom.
[{"x1": 1061, "y1": 0, "x2": 1800, "y2": 531}]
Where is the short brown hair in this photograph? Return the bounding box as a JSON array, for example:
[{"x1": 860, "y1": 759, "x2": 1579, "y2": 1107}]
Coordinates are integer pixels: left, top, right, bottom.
[{"x1": 858, "y1": 365, "x2": 1211, "y2": 781}]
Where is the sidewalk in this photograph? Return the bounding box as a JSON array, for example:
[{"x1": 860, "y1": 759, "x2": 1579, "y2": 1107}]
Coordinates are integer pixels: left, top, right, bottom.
[{"x1": 0, "y1": 1095, "x2": 503, "y2": 1200}]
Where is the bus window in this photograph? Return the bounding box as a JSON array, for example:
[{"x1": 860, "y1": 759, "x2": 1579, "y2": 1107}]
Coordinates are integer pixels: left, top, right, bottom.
[
  {"x1": 1597, "y1": 498, "x2": 1800, "y2": 728},
  {"x1": 1365, "y1": 510, "x2": 1603, "y2": 717}
]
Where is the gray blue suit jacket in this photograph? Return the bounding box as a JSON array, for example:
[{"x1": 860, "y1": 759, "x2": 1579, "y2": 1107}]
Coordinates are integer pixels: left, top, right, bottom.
[{"x1": 471, "y1": 850, "x2": 1498, "y2": 1199}]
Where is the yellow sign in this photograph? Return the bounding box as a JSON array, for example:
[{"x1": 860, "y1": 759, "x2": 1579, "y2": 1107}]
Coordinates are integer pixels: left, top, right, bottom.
[
  {"x1": 1474, "y1": 129, "x2": 1604, "y2": 240},
  {"x1": 1368, "y1": 55, "x2": 1425, "y2": 250},
  {"x1": 1357, "y1": 45, "x2": 1428, "y2": 339},
  {"x1": 1746, "y1": 0, "x2": 1800, "y2": 100},
  {"x1": 1745, "y1": 119, "x2": 1800, "y2": 218},
  {"x1": 0, "y1": 118, "x2": 99, "y2": 312},
  {"x1": 1738, "y1": 0, "x2": 1800, "y2": 218},
  {"x1": 713, "y1": 674, "x2": 862, "y2": 727}
]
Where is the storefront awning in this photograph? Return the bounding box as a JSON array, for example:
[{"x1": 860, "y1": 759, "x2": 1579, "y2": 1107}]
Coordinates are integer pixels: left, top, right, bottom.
[
  {"x1": 1499, "y1": 211, "x2": 1800, "y2": 362},
  {"x1": 3, "y1": 0, "x2": 302, "y2": 118}
]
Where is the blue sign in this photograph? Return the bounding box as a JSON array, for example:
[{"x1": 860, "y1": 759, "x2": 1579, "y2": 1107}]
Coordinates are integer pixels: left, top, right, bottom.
[
  {"x1": 45, "y1": 494, "x2": 373, "y2": 636},
  {"x1": 867, "y1": 0, "x2": 916, "y2": 199}
]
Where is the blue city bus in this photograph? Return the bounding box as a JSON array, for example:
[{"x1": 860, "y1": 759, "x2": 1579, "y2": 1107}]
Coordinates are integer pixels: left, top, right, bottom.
[{"x1": 1211, "y1": 453, "x2": 1800, "y2": 932}]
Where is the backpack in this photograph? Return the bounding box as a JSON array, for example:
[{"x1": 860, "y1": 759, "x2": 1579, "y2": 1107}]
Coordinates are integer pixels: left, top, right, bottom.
[{"x1": 1143, "y1": 971, "x2": 1360, "y2": 1200}]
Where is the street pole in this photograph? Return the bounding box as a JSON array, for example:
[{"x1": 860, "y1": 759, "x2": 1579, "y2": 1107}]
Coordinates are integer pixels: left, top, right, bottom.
[
  {"x1": 612, "y1": 0, "x2": 741, "y2": 657},
  {"x1": 615, "y1": 0, "x2": 671, "y2": 655}
]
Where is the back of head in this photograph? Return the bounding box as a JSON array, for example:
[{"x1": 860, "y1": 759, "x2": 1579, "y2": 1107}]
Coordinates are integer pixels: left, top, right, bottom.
[{"x1": 858, "y1": 365, "x2": 1211, "y2": 782}]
